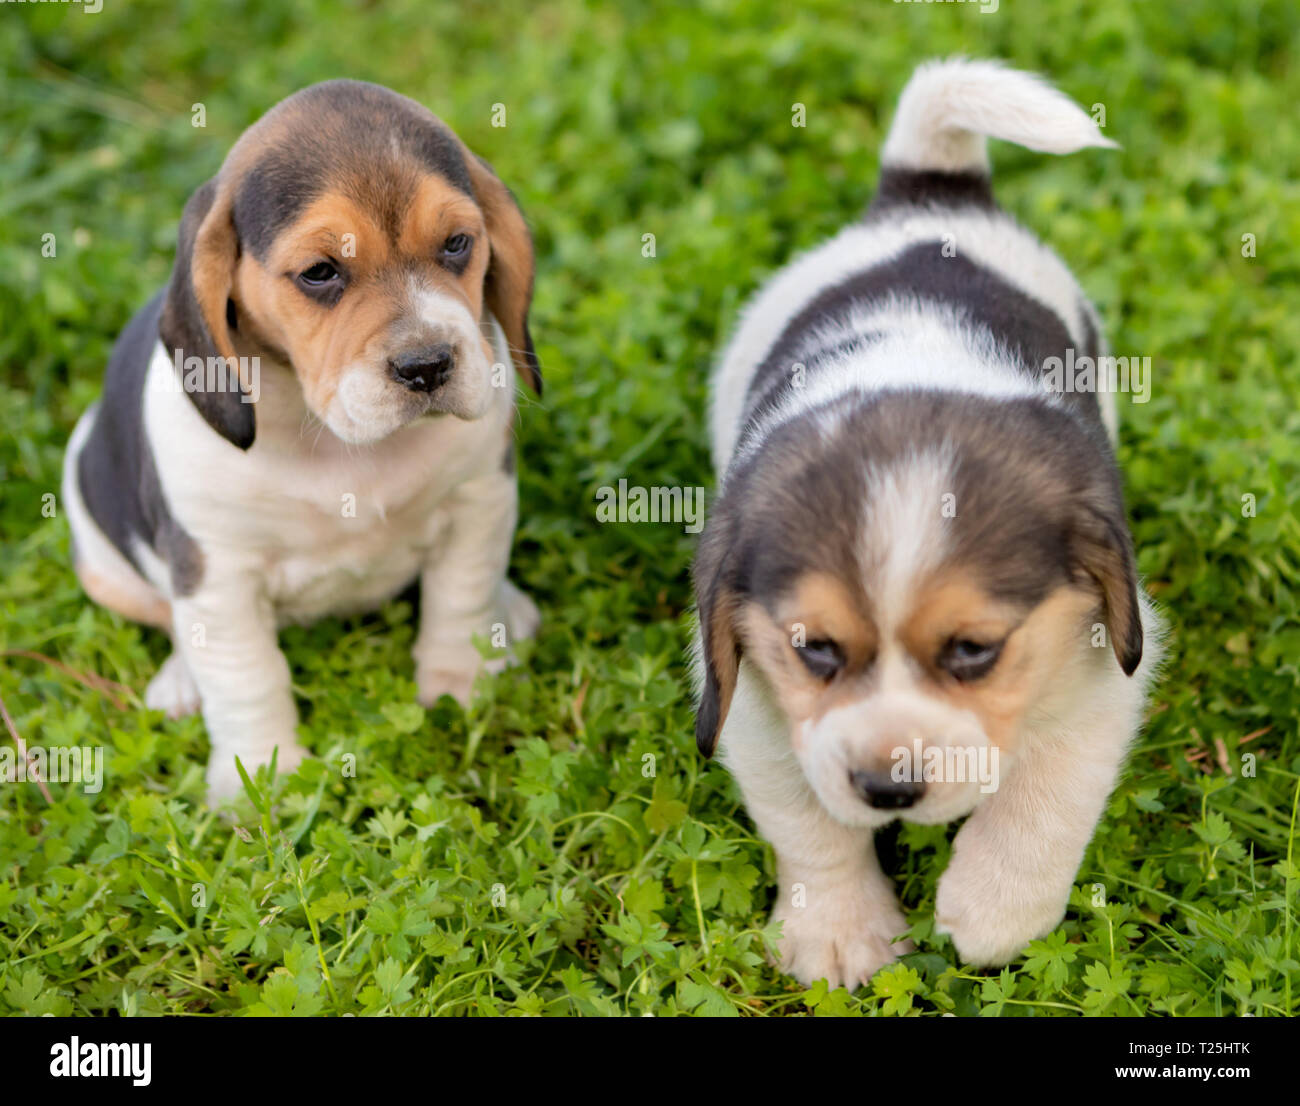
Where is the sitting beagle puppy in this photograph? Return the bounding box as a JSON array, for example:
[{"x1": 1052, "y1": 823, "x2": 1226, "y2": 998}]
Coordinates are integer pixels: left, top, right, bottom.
[
  {"x1": 693, "y1": 60, "x2": 1163, "y2": 987},
  {"x1": 62, "y1": 81, "x2": 542, "y2": 801}
]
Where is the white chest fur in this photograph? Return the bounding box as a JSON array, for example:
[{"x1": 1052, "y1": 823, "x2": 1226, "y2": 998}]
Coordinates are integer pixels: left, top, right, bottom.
[{"x1": 142, "y1": 341, "x2": 513, "y2": 623}]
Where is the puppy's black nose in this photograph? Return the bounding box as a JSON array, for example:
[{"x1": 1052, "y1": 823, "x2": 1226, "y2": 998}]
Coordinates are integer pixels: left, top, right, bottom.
[
  {"x1": 849, "y1": 769, "x2": 924, "y2": 810},
  {"x1": 390, "y1": 345, "x2": 454, "y2": 392}
]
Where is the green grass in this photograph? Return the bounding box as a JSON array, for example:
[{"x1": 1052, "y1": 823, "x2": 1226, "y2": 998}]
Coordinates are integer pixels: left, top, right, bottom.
[{"x1": 1, "y1": 0, "x2": 1298, "y2": 1016}]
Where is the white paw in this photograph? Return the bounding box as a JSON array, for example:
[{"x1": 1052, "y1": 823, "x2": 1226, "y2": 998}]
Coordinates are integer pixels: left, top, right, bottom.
[
  {"x1": 415, "y1": 649, "x2": 482, "y2": 708},
  {"x1": 414, "y1": 580, "x2": 539, "y2": 708},
  {"x1": 145, "y1": 652, "x2": 201, "y2": 719},
  {"x1": 499, "y1": 578, "x2": 541, "y2": 643},
  {"x1": 772, "y1": 887, "x2": 913, "y2": 990},
  {"x1": 205, "y1": 740, "x2": 310, "y2": 805},
  {"x1": 934, "y1": 852, "x2": 1069, "y2": 966}
]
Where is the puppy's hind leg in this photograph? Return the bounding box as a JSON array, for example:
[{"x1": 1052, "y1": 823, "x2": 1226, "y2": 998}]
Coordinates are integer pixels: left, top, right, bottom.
[{"x1": 64, "y1": 407, "x2": 173, "y2": 631}]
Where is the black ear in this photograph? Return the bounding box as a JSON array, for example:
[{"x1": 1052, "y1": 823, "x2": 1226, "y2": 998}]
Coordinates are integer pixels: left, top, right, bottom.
[
  {"x1": 692, "y1": 512, "x2": 742, "y2": 757},
  {"x1": 462, "y1": 150, "x2": 542, "y2": 396},
  {"x1": 159, "y1": 177, "x2": 256, "y2": 450},
  {"x1": 1071, "y1": 499, "x2": 1143, "y2": 676}
]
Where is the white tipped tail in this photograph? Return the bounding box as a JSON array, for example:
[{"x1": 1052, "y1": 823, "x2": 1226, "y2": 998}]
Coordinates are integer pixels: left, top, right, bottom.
[{"x1": 881, "y1": 58, "x2": 1117, "y2": 174}]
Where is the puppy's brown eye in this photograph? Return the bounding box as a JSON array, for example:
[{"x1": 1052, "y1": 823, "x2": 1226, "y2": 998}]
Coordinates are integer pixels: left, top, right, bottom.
[
  {"x1": 797, "y1": 639, "x2": 844, "y2": 681},
  {"x1": 298, "y1": 262, "x2": 340, "y2": 286},
  {"x1": 941, "y1": 638, "x2": 1003, "y2": 681},
  {"x1": 440, "y1": 234, "x2": 472, "y2": 259}
]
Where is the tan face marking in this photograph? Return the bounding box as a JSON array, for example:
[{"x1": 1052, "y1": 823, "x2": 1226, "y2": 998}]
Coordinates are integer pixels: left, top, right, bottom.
[
  {"x1": 929, "y1": 584, "x2": 1098, "y2": 751},
  {"x1": 398, "y1": 174, "x2": 495, "y2": 365},
  {"x1": 740, "y1": 572, "x2": 876, "y2": 749},
  {"x1": 231, "y1": 173, "x2": 490, "y2": 429},
  {"x1": 742, "y1": 566, "x2": 1097, "y2": 758},
  {"x1": 899, "y1": 573, "x2": 1096, "y2": 751},
  {"x1": 398, "y1": 174, "x2": 488, "y2": 299}
]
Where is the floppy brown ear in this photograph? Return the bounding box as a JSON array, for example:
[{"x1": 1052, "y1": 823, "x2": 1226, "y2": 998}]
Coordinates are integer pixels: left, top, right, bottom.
[
  {"x1": 463, "y1": 151, "x2": 542, "y2": 395},
  {"x1": 159, "y1": 177, "x2": 255, "y2": 450},
  {"x1": 1072, "y1": 500, "x2": 1143, "y2": 676},
  {"x1": 693, "y1": 522, "x2": 742, "y2": 757}
]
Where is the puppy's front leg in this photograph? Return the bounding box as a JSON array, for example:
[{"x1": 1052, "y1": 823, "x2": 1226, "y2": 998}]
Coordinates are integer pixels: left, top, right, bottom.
[
  {"x1": 415, "y1": 470, "x2": 538, "y2": 707},
  {"x1": 934, "y1": 725, "x2": 1130, "y2": 966},
  {"x1": 748, "y1": 772, "x2": 912, "y2": 989},
  {"x1": 171, "y1": 575, "x2": 307, "y2": 803},
  {"x1": 723, "y1": 676, "x2": 912, "y2": 989}
]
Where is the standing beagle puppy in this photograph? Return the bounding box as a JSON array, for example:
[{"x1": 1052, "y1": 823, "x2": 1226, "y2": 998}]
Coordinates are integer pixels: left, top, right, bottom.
[
  {"x1": 63, "y1": 81, "x2": 542, "y2": 801},
  {"x1": 694, "y1": 60, "x2": 1163, "y2": 987}
]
